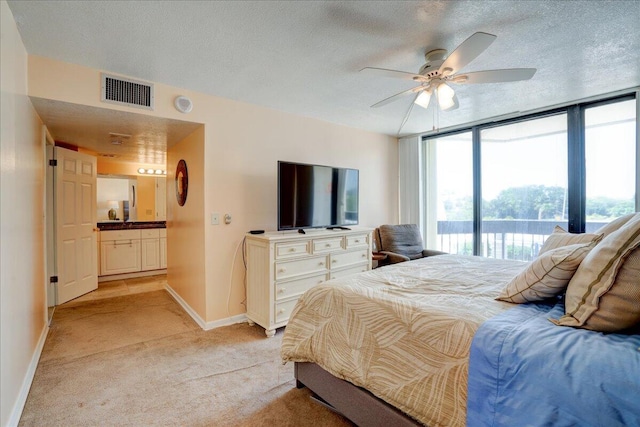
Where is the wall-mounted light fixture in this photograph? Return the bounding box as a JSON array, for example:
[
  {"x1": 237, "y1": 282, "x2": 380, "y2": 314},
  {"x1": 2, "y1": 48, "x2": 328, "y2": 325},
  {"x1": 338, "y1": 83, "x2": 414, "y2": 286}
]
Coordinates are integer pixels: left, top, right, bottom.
[{"x1": 137, "y1": 168, "x2": 167, "y2": 175}]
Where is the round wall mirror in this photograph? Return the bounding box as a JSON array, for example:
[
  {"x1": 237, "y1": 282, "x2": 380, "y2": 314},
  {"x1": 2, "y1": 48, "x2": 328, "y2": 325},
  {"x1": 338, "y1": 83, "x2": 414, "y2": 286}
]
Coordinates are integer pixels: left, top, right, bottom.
[{"x1": 175, "y1": 159, "x2": 188, "y2": 206}]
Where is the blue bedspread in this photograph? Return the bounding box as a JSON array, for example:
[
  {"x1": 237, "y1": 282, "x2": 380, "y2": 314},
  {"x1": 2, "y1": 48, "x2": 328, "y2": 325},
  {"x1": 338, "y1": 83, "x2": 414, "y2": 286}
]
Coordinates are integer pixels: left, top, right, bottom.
[{"x1": 467, "y1": 301, "x2": 640, "y2": 427}]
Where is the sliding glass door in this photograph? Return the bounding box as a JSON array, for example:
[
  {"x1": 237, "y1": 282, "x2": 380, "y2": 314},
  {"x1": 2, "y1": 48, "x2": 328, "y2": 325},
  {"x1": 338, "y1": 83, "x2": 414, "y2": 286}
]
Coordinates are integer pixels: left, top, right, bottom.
[
  {"x1": 480, "y1": 114, "x2": 568, "y2": 260},
  {"x1": 584, "y1": 99, "x2": 637, "y2": 231},
  {"x1": 423, "y1": 132, "x2": 473, "y2": 254}
]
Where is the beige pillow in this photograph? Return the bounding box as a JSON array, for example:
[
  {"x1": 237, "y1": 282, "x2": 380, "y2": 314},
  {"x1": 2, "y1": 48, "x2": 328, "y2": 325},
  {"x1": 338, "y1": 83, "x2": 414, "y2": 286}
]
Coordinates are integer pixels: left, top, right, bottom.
[
  {"x1": 552, "y1": 215, "x2": 640, "y2": 332},
  {"x1": 593, "y1": 212, "x2": 639, "y2": 238},
  {"x1": 497, "y1": 242, "x2": 595, "y2": 303},
  {"x1": 538, "y1": 226, "x2": 603, "y2": 255}
]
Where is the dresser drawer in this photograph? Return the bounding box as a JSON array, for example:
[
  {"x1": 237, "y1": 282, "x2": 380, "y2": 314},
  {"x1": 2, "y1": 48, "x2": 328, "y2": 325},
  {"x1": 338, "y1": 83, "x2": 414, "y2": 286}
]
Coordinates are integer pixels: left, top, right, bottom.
[
  {"x1": 100, "y1": 229, "x2": 141, "y2": 241},
  {"x1": 275, "y1": 298, "x2": 300, "y2": 324},
  {"x1": 346, "y1": 234, "x2": 369, "y2": 248},
  {"x1": 275, "y1": 256, "x2": 327, "y2": 280},
  {"x1": 141, "y1": 229, "x2": 160, "y2": 239},
  {"x1": 275, "y1": 273, "x2": 327, "y2": 301},
  {"x1": 330, "y1": 263, "x2": 369, "y2": 280},
  {"x1": 275, "y1": 241, "x2": 309, "y2": 259},
  {"x1": 330, "y1": 249, "x2": 369, "y2": 269},
  {"x1": 313, "y1": 237, "x2": 343, "y2": 253}
]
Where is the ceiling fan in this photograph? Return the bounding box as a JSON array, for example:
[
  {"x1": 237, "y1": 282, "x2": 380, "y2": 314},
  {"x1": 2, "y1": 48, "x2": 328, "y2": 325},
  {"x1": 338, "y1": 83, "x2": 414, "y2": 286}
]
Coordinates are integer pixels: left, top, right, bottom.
[{"x1": 361, "y1": 32, "x2": 536, "y2": 133}]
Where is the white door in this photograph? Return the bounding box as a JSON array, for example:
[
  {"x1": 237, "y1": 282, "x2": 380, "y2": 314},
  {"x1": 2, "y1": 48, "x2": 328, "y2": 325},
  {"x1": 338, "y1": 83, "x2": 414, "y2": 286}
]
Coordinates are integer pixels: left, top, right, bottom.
[
  {"x1": 55, "y1": 147, "x2": 98, "y2": 304},
  {"x1": 155, "y1": 177, "x2": 167, "y2": 220}
]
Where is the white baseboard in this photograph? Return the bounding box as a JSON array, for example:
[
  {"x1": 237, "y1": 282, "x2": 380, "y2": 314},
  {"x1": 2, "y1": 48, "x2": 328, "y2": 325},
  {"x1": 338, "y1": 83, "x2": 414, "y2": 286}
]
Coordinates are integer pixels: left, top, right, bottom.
[
  {"x1": 164, "y1": 285, "x2": 246, "y2": 331},
  {"x1": 204, "y1": 313, "x2": 248, "y2": 330},
  {"x1": 7, "y1": 323, "x2": 49, "y2": 427}
]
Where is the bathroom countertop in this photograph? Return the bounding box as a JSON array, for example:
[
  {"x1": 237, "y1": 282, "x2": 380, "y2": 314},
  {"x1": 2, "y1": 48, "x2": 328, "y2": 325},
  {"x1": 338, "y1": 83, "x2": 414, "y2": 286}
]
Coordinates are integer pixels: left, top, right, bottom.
[{"x1": 97, "y1": 221, "x2": 166, "y2": 230}]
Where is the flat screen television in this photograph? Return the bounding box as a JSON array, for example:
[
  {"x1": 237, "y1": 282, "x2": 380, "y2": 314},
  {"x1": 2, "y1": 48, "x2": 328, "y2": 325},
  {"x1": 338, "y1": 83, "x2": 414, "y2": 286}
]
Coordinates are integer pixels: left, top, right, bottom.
[{"x1": 278, "y1": 161, "x2": 359, "y2": 231}]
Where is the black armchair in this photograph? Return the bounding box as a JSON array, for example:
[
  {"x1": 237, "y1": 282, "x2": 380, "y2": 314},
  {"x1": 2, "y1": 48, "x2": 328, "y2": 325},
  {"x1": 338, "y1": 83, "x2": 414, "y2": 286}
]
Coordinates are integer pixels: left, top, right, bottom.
[{"x1": 374, "y1": 224, "x2": 446, "y2": 267}]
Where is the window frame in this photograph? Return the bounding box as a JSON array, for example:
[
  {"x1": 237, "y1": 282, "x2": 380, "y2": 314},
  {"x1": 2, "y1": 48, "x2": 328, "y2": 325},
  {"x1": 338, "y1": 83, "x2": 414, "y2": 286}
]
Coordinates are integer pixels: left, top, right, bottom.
[{"x1": 421, "y1": 91, "x2": 639, "y2": 256}]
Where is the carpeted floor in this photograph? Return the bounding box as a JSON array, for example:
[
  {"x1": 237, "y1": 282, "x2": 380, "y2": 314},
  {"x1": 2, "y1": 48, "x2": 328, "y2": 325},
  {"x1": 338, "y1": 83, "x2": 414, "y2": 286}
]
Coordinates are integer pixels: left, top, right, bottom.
[{"x1": 19, "y1": 290, "x2": 351, "y2": 426}]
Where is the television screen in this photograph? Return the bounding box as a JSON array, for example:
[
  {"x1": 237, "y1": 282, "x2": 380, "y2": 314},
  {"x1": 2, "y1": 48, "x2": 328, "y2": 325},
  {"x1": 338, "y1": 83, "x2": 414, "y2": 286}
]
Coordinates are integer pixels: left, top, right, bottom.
[{"x1": 278, "y1": 161, "x2": 359, "y2": 231}]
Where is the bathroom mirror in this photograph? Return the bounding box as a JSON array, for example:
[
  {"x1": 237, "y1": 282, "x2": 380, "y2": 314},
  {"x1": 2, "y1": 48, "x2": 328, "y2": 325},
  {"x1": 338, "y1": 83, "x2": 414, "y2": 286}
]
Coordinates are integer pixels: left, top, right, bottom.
[{"x1": 97, "y1": 175, "x2": 166, "y2": 222}]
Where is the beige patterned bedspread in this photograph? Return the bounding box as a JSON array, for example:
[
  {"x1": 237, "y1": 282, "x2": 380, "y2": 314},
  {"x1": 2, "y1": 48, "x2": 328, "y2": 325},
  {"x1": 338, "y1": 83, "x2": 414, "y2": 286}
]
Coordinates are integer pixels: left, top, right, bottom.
[{"x1": 281, "y1": 254, "x2": 526, "y2": 427}]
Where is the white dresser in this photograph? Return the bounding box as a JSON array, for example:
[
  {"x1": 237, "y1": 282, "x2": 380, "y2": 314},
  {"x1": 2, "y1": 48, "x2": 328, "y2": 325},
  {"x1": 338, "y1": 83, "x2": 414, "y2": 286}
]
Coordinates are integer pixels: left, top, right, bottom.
[{"x1": 245, "y1": 227, "x2": 373, "y2": 337}]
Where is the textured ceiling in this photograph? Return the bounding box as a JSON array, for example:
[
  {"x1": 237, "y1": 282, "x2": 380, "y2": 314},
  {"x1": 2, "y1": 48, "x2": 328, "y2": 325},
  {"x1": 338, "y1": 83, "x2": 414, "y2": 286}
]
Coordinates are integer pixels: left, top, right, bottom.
[
  {"x1": 30, "y1": 98, "x2": 201, "y2": 165},
  {"x1": 8, "y1": 1, "x2": 640, "y2": 159}
]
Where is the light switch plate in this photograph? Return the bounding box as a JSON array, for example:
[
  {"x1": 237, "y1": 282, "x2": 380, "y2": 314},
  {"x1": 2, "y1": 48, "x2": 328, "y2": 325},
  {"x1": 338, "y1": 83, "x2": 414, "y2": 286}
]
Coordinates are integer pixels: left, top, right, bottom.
[{"x1": 211, "y1": 213, "x2": 220, "y2": 225}]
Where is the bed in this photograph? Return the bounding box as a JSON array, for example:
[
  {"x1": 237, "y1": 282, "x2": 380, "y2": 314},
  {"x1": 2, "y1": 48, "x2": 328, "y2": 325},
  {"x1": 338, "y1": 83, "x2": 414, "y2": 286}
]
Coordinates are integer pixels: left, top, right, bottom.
[{"x1": 281, "y1": 215, "x2": 640, "y2": 426}]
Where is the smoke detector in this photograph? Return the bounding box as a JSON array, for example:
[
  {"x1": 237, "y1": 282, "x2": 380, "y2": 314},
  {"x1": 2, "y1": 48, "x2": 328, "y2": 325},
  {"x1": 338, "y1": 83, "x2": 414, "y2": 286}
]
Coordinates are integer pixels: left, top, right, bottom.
[{"x1": 174, "y1": 96, "x2": 193, "y2": 113}]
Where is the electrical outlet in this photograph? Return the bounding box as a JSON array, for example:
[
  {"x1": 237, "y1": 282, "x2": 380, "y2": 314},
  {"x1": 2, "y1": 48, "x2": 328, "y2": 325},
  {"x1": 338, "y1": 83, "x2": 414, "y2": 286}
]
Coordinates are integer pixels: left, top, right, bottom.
[{"x1": 211, "y1": 213, "x2": 220, "y2": 225}]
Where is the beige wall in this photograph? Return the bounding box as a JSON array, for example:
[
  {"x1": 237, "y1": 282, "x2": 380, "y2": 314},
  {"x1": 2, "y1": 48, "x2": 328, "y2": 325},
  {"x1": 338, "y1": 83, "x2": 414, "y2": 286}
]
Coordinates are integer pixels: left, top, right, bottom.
[
  {"x1": 1, "y1": 2, "x2": 47, "y2": 425},
  {"x1": 27, "y1": 55, "x2": 399, "y2": 325},
  {"x1": 97, "y1": 157, "x2": 165, "y2": 176},
  {"x1": 167, "y1": 127, "x2": 206, "y2": 318},
  {"x1": 202, "y1": 106, "x2": 398, "y2": 321},
  {"x1": 136, "y1": 176, "x2": 156, "y2": 221}
]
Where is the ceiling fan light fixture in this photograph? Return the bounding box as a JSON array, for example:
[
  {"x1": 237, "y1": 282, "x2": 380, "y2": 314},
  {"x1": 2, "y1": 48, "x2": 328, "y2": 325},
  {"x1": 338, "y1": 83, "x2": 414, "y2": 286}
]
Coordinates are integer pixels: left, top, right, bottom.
[
  {"x1": 414, "y1": 90, "x2": 432, "y2": 109},
  {"x1": 437, "y1": 83, "x2": 456, "y2": 110}
]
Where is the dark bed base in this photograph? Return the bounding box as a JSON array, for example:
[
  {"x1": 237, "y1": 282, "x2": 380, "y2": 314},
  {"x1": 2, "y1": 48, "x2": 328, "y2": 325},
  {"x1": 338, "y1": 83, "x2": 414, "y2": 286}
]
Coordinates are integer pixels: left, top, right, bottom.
[{"x1": 294, "y1": 362, "x2": 421, "y2": 427}]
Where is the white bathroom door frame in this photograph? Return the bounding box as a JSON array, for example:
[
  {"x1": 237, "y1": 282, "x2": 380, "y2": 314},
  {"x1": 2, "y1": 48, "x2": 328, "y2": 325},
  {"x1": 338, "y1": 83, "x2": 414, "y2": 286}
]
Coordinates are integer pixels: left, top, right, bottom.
[{"x1": 54, "y1": 146, "x2": 98, "y2": 304}]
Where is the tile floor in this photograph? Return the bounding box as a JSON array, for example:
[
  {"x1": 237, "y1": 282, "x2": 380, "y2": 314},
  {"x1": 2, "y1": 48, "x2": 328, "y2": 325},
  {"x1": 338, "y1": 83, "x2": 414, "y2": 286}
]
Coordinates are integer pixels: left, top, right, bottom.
[{"x1": 62, "y1": 274, "x2": 167, "y2": 307}]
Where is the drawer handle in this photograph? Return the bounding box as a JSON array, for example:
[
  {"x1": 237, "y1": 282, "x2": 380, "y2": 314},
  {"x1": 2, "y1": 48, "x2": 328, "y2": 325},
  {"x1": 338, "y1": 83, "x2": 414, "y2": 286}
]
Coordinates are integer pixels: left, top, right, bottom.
[
  {"x1": 325, "y1": 243, "x2": 331, "y2": 247},
  {"x1": 278, "y1": 268, "x2": 287, "y2": 273},
  {"x1": 331, "y1": 276, "x2": 335, "y2": 280},
  {"x1": 319, "y1": 262, "x2": 324, "y2": 266},
  {"x1": 332, "y1": 259, "x2": 337, "y2": 264},
  {"x1": 362, "y1": 253, "x2": 366, "y2": 258},
  {"x1": 278, "y1": 308, "x2": 286, "y2": 314},
  {"x1": 355, "y1": 239, "x2": 360, "y2": 243},
  {"x1": 278, "y1": 287, "x2": 286, "y2": 293},
  {"x1": 289, "y1": 248, "x2": 296, "y2": 252}
]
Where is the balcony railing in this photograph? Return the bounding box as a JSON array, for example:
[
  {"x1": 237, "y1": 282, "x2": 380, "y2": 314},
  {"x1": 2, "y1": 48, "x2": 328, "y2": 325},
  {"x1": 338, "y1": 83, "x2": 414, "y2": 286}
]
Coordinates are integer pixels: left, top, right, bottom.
[{"x1": 437, "y1": 219, "x2": 608, "y2": 261}]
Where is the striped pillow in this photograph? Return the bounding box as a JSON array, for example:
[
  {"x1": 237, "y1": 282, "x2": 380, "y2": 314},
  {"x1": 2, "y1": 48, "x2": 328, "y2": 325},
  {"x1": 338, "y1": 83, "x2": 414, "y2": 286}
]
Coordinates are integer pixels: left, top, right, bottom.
[
  {"x1": 594, "y1": 212, "x2": 638, "y2": 238},
  {"x1": 497, "y1": 242, "x2": 595, "y2": 303},
  {"x1": 552, "y1": 215, "x2": 640, "y2": 332},
  {"x1": 538, "y1": 226, "x2": 603, "y2": 255}
]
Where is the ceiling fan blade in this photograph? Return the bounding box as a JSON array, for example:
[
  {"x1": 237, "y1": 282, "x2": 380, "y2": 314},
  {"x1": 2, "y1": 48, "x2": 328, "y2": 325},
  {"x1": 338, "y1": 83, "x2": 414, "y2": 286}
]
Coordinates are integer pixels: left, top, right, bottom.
[
  {"x1": 371, "y1": 86, "x2": 424, "y2": 108},
  {"x1": 360, "y1": 67, "x2": 427, "y2": 82},
  {"x1": 438, "y1": 32, "x2": 497, "y2": 76},
  {"x1": 397, "y1": 93, "x2": 419, "y2": 135},
  {"x1": 455, "y1": 68, "x2": 537, "y2": 84}
]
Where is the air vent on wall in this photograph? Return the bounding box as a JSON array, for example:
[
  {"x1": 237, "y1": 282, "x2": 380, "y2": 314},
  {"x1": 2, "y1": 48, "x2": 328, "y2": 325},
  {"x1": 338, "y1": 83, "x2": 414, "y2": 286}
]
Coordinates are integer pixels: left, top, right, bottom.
[{"x1": 101, "y1": 73, "x2": 154, "y2": 110}]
